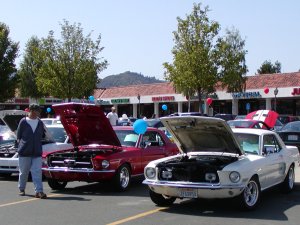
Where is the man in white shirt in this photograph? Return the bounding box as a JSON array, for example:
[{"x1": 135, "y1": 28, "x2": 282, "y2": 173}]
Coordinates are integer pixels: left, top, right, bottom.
[{"x1": 106, "y1": 107, "x2": 118, "y2": 126}]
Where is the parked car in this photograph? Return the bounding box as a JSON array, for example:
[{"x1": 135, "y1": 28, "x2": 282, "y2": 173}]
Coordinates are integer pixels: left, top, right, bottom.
[
  {"x1": 42, "y1": 103, "x2": 179, "y2": 191},
  {"x1": 45, "y1": 124, "x2": 69, "y2": 144},
  {"x1": 117, "y1": 117, "x2": 137, "y2": 126},
  {"x1": 227, "y1": 119, "x2": 271, "y2": 130},
  {"x1": 41, "y1": 118, "x2": 61, "y2": 125},
  {"x1": 277, "y1": 121, "x2": 300, "y2": 150},
  {"x1": 214, "y1": 113, "x2": 236, "y2": 121},
  {"x1": 0, "y1": 110, "x2": 72, "y2": 177},
  {"x1": 169, "y1": 112, "x2": 208, "y2": 117},
  {"x1": 278, "y1": 115, "x2": 299, "y2": 125},
  {"x1": 143, "y1": 116, "x2": 299, "y2": 210}
]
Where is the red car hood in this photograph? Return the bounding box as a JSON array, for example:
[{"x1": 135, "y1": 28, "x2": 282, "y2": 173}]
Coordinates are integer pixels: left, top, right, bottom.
[
  {"x1": 246, "y1": 110, "x2": 278, "y2": 128},
  {"x1": 52, "y1": 103, "x2": 121, "y2": 147}
]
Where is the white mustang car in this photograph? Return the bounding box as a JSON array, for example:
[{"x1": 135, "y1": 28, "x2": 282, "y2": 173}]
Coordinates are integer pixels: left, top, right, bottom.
[
  {"x1": 0, "y1": 110, "x2": 72, "y2": 177},
  {"x1": 143, "y1": 116, "x2": 299, "y2": 210}
]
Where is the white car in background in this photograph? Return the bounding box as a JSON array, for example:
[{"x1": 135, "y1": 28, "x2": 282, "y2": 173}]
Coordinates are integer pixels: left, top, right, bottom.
[
  {"x1": 0, "y1": 110, "x2": 72, "y2": 177},
  {"x1": 143, "y1": 116, "x2": 299, "y2": 210}
]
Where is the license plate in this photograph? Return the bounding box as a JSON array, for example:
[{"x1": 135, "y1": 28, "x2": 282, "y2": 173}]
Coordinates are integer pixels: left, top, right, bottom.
[
  {"x1": 288, "y1": 135, "x2": 298, "y2": 141},
  {"x1": 179, "y1": 188, "x2": 198, "y2": 198}
]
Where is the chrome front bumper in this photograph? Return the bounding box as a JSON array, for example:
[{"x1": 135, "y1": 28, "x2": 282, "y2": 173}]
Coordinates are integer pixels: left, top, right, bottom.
[
  {"x1": 42, "y1": 167, "x2": 115, "y2": 173},
  {"x1": 143, "y1": 180, "x2": 245, "y2": 199}
]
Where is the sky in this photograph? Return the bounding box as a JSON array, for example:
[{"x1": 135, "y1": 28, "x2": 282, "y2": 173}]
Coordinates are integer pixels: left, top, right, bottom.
[{"x1": 1, "y1": 0, "x2": 300, "y2": 80}]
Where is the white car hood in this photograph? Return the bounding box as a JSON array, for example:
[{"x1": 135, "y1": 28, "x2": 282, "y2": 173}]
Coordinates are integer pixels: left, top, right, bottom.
[{"x1": 160, "y1": 116, "x2": 243, "y2": 155}]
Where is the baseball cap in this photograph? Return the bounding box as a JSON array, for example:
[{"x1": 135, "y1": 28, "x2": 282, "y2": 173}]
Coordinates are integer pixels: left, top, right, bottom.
[{"x1": 29, "y1": 103, "x2": 41, "y2": 112}]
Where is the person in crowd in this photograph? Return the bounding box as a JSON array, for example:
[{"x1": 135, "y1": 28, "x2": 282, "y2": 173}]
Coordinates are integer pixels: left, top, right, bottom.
[
  {"x1": 16, "y1": 104, "x2": 47, "y2": 199},
  {"x1": 106, "y1": 106, "x2": 118, "y2": 126}
]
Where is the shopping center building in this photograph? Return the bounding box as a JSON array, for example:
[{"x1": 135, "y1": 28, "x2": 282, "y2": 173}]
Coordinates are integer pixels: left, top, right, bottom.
[{"x1": 1, "y1": 72, "x2": 300, "y2": 118}]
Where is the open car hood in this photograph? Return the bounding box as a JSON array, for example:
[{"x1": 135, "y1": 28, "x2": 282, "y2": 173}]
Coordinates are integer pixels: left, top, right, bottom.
[
  {"x1": 0, "y1": 110, "x2": 27, "y2": 134},
  {"x1": 160, "y1": 116, "x2": 242, "y2": 155},
  {"x1": 0, "y1": 110, "x2": 54, "y2": 142},
  {"x1": 246, "y1": 110, "x2": 278, "y2": 128},
  {"x1": 52, "y1": 103, "x2": 121, "y2": 147}
]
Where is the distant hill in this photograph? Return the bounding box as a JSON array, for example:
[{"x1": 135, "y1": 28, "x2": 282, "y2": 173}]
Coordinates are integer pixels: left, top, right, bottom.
[{"x1": 97, "y1": 71, "x2": 165, "y2": 88}]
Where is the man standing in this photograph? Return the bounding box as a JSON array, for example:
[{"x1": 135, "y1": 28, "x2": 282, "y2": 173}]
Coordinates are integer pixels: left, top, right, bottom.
[
  {"x1": 17, "y1": 104, "x2": 47, "y2": 199},
  {"x1": 106, "y1": 106, "x2": 118, "y2": 126}
]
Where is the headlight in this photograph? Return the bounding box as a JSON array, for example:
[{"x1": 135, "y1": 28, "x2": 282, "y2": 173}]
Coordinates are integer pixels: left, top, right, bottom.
[
  {"x1": 145, "y1": 167, "x2": 156, "y2": 179},
  {"x1": 229, "y1": 171, "x2": 240, "y2": 183},
  {"x1": 101, "y1": 160, "x2": 110, "y2": 169},
  {"x1": 205, "y1": 173, "x2": 217, "y2": 182}
]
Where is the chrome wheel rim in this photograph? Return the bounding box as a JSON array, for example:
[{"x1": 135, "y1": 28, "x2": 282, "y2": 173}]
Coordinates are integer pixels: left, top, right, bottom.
[
  {"x1": 120, "y1": 167, "x2": 130, "y2": 188},
  {"x1": 243, "y1": 180, "x2": 259, "y2": 207}
]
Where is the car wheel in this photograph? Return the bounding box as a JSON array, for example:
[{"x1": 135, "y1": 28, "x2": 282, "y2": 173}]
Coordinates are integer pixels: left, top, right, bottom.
[
  {"x1": 281, "y1": 165, "x2": 295, "y2": 193},
  {"x1": 47, "y1": 178, "x2": 68, "y2": 190},
  {"x1": 149, "y1": 189, "x2": 176, "y2": 206},
  {"x1": 238, "y1": 177, "x2": 261, "y2": 210},
  {"x1": 112, "y1": 164, "x2": 131, "y2": 191}
]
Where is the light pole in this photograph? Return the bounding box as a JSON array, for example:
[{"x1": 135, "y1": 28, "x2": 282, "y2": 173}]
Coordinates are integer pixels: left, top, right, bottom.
[
  {"x1": 137, "y1": 94, "x2": 140, "y2": 118},
  {"x1": 274, "y1": 87, "x2": 278, "y2": 112}
]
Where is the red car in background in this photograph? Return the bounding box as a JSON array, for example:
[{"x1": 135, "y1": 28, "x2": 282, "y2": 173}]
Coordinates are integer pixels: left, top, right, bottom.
[{"x1": 42, "y1": 103, "x2": 179, "y2": 191}]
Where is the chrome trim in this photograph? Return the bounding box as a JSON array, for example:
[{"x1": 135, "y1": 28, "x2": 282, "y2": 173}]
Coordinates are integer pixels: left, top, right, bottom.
[
  {"x1": 143, "y1": 180, "x2": 245, "y2": 189},
  {"x1": 42, "y1": 167, "x2": 115, "y2": 173}
]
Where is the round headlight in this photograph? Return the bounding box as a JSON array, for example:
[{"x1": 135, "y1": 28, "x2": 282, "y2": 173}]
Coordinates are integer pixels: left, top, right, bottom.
[
  {"x1": 229, "y1": 171, "x2": 241, "y2": 183},
  {"x1": 145, "y1": 167, "x2": 156, "y2": 179},
  {"x1": 101, "y1": 160, "x2": 110, "y2": 169}
]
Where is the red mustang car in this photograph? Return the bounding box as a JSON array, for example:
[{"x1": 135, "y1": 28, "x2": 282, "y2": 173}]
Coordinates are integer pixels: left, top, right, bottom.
[{"x1": 42, "y1": 103, "x2": 178, "y2": 191}]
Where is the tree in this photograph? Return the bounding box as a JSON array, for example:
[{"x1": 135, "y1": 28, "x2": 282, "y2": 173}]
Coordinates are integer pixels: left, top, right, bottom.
[
  {"x1": 163, "y1": 3, "x2": 220, "y2": 113},
  {"x1": 18, "y1": 36, "x2": 46, "y2": 98},
  {"x1": 0, "y1": 22, "x2": 19, "y2": 102},
  {"x1": 215, "y1": 27, "x2": 248, "y2": 92},
  {"x1": 257, "y1": 60, "x2": 281, "y2": 74},
  {"x1": 34, "y1": 20, "x2": 108, "y2": 101}
]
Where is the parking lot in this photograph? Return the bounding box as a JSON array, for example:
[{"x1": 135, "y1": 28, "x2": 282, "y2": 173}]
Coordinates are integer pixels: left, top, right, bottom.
[{"x1": 0, "y1": 165, "x2": 299, "y2": 225}]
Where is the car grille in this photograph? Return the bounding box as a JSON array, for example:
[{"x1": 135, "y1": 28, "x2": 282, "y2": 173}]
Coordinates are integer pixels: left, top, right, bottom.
[
  {"x1": 0, "y1": 145, "x2": 17, "y2": 158},
  {"x1": 48, "y1": 152, "x2": 93, "y2": 169},
  {"x1": 158, "y1": 165, "x2": 219, "y2": 183}
]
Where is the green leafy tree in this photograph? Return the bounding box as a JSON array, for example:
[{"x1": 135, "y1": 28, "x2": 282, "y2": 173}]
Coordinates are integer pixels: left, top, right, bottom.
[
  {"x1": 34, "y1": 20, "x2": 108, "y2": 101},
  {"x1": 164, "y1": 3, "x2": 219, "y2": 113},
  {"x1": 0, "y1": 22, "x2": 19, "y2": 102},
  {"x1": 215, "y1": 27, "x2": 248, "y2": 92},
  {"x1": 257, "y1": 60, "x2": 281, "y2": 74},
  {"x1": 18, "y1": 36, "x2": 46, "y2": 98}
]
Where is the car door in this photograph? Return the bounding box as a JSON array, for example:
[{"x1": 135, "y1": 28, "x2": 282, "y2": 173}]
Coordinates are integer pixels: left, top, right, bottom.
[
  {"x1": 262, "y1": 134, "x2": 286, "y2": 187},
  {"x1": 140, "y1": 131, "x2": 168, "y2": 169}
]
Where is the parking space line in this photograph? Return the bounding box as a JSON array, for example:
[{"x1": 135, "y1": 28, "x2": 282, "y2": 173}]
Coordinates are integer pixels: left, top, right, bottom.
[
  {"x1": 107, "y1": 207, "x2": 167, "y2": 225},
  {"x1": 0, "y1": 194, "x2": 62, "y2": 208}
]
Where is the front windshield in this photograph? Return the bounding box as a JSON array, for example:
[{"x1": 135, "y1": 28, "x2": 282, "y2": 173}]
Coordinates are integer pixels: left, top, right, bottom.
[
  {"x1": 47, "y1": 127, "x2": 67, "y2": 143},
  {"x1": 234, "y1": 133, "x2": 260, "y2": 155},
  {"x1": 115, "y1": 130, "x2": 139, "y2": 147}
]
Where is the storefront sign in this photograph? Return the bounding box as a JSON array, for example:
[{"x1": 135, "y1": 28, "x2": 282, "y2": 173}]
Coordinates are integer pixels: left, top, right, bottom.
[
  {"x1": 152, "y1": 96, "x2": 175, "y2": 102},
  {"x1": 232, "y1": 92, "x2": 261, "y2": 99},
  {"x1": 291, "y1": 88, "x2": 300, "y2": 95},
  {"x1": 4, "y1": 98, "x2": 29, "y2": 104},
  {"x1": 111, "y1": 98, "x2": 130, "y2": 104},
  {"x1": 97, "y1": 100, "x2": 111, "y2": 105}
]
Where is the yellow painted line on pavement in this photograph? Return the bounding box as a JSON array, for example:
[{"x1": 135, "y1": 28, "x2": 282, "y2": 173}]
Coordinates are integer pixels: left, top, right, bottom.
[
  {"x1": 0, "y1": 194, "x2": 62, "y2": 208},
  {"x1": 107, "y1": 207, "x2": 168, "y2": 225}
]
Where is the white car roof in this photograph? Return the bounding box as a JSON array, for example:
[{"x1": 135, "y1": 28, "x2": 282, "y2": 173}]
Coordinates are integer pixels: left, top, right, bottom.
[{"x1": 232, "y1": 128, "x2": 276, "y2": 135}]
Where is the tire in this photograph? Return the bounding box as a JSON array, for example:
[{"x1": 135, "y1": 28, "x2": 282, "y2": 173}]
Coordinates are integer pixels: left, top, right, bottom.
[
  {"x1": 149, "y1": 189, "x2": 176, "y2": 206},
  {"x1": 112, "y1": 164, "x2": 131, "y2": 191},
  {"x1": 47, "y1": 178, "x2": 68, "y2": 190},
  {"x1": 237, "y1": 177, "x2": 261, "y2": 211},
  {"x1": 281, "y1": 165, "x2": 295, "y2": 193}
]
